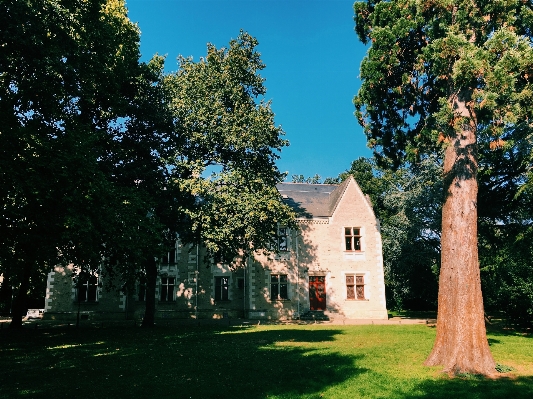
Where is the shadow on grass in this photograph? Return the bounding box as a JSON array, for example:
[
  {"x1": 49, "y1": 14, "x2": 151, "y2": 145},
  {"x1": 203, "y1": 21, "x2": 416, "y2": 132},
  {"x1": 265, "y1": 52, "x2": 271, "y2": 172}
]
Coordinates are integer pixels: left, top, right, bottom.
[
  {"x1": 0, "y1": 325, "x2": 364, "y2": 399},
  {"x1": 407, "y1": 375, "x2": 533, "y2": 399}
]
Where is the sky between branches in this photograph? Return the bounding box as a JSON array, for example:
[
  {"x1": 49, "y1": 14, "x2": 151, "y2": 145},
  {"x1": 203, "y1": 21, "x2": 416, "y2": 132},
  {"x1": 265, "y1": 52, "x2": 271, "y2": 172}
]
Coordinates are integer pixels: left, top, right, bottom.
[{"x1": 126, "y1": 0, "x2": 371, "y2": 180}]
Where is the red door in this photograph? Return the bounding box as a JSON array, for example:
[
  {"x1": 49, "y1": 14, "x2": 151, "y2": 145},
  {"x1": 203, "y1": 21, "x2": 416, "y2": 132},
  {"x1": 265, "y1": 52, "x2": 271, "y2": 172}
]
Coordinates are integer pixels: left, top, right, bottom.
[{"x1": 309, "y1": 276, "x2": 326, "y2": 310}]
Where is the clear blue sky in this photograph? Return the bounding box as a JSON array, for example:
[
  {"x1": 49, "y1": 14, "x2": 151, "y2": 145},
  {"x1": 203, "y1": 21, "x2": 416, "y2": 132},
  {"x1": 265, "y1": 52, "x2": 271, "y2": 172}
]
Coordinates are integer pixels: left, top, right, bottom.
[{"x1": 126, "y1": 0, "x2": 371, "y2": 181}]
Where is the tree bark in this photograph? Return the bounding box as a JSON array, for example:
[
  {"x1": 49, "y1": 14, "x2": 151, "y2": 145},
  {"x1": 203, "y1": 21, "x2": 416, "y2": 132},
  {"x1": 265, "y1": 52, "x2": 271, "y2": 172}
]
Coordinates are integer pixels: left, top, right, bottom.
[
  {"x1": 141, "y1": 256, "x2": 157, "y2": 327},
  {"x1": 425, "y1": 92, "x2": 495, "y2": 375},
  {"x1": 9, "y1": 262, "x2": 32, "y2": 329}
]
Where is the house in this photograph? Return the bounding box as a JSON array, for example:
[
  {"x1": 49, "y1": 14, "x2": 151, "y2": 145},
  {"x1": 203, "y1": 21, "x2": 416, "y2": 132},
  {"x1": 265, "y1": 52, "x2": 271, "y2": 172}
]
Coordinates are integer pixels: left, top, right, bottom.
[{"x1": 43, "y1": 176, "x2": 388, "y2": 321}]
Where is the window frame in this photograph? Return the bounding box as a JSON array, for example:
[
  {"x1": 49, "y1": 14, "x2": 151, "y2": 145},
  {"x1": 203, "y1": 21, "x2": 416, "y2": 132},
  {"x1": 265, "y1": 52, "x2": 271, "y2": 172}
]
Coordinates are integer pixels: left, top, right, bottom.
[
  {"x1": 74, "y1": 272, "x2": 99, "y2": 303},
  {"x1": 161, "y1": 237, "x2": 180, "y2": 265},
  {"x1": 270, "y1": 274, "x2": 289, "y2": 301},
  {"x1": 269, "y1": 226, "x2": 290, "y2": 252},
  {"x1": 160, "y1": 276, "x2": 176, "y2": 302},
  {"x1": 214, "y1": 276, "x2": 229, "y2": 301},
  {"x1": 344, "y1": 227, "x2": 362, "y2": 252},
  {"x1": 346, "y1": 274, "x2": 366, "y2": 300}
]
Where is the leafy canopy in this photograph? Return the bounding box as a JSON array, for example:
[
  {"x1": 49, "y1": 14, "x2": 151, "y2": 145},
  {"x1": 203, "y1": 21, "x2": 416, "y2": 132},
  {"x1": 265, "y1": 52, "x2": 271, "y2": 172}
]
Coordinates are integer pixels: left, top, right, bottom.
[{"x1": 354, "y1": 0, "x2": 533, "y2": 171}]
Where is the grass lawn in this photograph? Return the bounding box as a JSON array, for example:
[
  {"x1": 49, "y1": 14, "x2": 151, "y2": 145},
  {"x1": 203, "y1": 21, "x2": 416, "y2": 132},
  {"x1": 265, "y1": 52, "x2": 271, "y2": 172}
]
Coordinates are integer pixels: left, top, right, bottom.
[{"x1": 0, "y1": 321, "x2": 532, "y2": 398}]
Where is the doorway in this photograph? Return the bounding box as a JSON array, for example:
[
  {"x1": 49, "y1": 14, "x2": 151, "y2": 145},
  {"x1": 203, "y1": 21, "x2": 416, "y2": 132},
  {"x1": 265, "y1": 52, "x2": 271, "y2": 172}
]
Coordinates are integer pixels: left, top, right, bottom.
[{"x1": 309, "y1": 276, "x2": 326, "y2": 310}]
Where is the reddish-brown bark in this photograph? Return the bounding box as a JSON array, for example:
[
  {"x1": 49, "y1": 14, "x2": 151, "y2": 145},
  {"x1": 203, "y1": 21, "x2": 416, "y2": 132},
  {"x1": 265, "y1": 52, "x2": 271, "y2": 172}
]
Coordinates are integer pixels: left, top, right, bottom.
[{"x1": 425, "y1": 92, "x2": 496, "y2": 376}]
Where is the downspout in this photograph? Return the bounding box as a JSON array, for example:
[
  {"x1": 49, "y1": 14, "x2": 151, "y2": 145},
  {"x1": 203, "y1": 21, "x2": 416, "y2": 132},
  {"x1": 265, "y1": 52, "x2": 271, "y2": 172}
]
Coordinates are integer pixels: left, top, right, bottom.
[
  {"x1": 296, "y1": 230, "x2": 300, "y2": 319},
  {"x1": 195, "y1": 244, "x2": 199, "y2": 320}
]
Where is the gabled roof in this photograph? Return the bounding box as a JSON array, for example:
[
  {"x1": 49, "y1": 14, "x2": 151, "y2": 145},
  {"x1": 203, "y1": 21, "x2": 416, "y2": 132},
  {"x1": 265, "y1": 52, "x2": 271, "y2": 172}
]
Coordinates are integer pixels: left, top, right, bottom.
[{"x1": 276, "y1": 177, "x2": 354, "y2": 218}]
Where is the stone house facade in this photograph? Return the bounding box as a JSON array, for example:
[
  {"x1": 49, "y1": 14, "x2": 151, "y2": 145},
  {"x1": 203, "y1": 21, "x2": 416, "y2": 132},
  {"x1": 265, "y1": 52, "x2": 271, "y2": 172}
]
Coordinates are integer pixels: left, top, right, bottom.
[{"x1": 43, "y1": 176, "x2": 388, "y2": 322}]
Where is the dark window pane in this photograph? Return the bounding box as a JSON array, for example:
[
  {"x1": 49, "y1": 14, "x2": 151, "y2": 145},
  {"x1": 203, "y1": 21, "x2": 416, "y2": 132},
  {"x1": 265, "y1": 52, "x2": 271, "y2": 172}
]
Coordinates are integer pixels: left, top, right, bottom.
[
  {"x1": 345, "y1": 237, "x2": 352, "y2": 250},
  {"x1": 221, "y1": 286, "x2": 228, "y2": 301},
  {"x1": 168, "y1": 249, "x2": 175, "y2": 264},
  {"x1": 345, "y1": 227, "x2": 352, "y2": 235},
  {"x1": 78, "y1": 285, "x2": 87, "y2": 302},
  {"x1": 271, "y1": 284, "x2": 279, "y2": 300},
  {"x1": 356, "y1": 285, "x2": 365, "y2": 300},
  {"x1": 87, "y1": 285, "x2": 97, "y2": 302},
  {"x1": 215, "y1": 277, "x2": 229, "y2": 301},
  {"x1": 271, "y1": 274, "x2": 279, "y2": 283},
  {"x1": 280, "y1": 283, "x2": 288, "y2": 299}
]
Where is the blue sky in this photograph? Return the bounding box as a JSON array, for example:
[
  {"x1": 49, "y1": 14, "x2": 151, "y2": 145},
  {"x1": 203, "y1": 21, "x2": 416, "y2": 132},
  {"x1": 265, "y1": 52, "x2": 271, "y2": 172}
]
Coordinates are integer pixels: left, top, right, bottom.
[{"x1": 126, "y1": 0, "x2": 371, "y2": 181}]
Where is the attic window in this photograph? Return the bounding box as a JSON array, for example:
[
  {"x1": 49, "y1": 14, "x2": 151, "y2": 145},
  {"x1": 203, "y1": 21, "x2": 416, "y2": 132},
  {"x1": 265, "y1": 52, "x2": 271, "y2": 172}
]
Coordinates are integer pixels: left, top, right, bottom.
[{"x1": 345, "y1": 227, "x2": 361, "y2": 251}]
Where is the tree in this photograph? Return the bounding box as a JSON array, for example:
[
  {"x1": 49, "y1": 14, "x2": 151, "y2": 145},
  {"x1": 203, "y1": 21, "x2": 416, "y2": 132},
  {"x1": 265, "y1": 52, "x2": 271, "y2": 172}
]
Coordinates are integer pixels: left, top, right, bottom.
[
  {"x1": 0, "y1": 0, "x2": 149, "y2": 327},
  {"x1": 291, "y1": 174, "x2": 322, "y2": 183},
  {"x1": 354, "y1": 0, "x2": 533, "y2": 375},
  {"x1": 134, "y1": 32, "x2": 295, "y2": 326}
]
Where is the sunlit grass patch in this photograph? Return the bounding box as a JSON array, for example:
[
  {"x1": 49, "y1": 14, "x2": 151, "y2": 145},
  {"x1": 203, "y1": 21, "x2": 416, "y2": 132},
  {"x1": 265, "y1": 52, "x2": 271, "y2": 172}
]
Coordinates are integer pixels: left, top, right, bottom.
[{"x1": 0, "y1": 323, "x2": 532, "y2": 398}]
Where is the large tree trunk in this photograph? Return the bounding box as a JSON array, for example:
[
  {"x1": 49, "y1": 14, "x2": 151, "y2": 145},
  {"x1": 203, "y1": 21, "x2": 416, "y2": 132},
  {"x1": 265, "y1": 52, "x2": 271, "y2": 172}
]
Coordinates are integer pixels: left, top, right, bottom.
[
  {"x1": 425, "y1": 92, "x2": 495, "y2": 375},
  {"x1": 141, "y1": 256, "x2": 157, "y2": 327},
  {"x1": 9, "y1": 262, "x2": 32, "y2": 329}
]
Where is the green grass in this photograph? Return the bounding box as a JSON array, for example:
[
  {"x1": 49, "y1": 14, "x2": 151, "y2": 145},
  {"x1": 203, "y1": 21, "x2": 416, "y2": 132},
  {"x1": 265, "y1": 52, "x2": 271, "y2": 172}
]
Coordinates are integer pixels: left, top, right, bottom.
[{"x1": 1, "y1": 322, "x2": 532, "y2": 398}]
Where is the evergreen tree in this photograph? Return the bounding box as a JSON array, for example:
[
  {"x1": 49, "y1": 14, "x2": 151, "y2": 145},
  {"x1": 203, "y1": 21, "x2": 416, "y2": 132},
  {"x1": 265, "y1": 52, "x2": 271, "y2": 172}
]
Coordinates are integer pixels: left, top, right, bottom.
[{"x1": 354, "y1": 0, "x2": 533, "y2": 375}]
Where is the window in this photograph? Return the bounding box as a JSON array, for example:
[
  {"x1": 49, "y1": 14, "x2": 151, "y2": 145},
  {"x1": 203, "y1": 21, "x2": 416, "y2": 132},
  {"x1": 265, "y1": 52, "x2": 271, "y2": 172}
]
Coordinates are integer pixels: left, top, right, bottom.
[
  {"x1": 270, "y1": 227, "x2": 289, "y2": 251},
  {"x1": 215, "y1": 276, "x2": 229, "y2": 301},
  {"x1": 160, "y1": 277, "x2": 175, "y2": 302},
  {"x1": 75, "y1": 273, "x2": 98, "y2": 302},
  {"x1": 161, "y1": 241, "x2": 178, "y2": 265},
  {"x1": 345, "y1": 227, "x2": 362, "y2": 251},
  {"x1": 270, "y1": 274, "x2": 288, "y2": 300},
  {"x1": 346, "y1": 275, "x2": 365, "y2": 300}
]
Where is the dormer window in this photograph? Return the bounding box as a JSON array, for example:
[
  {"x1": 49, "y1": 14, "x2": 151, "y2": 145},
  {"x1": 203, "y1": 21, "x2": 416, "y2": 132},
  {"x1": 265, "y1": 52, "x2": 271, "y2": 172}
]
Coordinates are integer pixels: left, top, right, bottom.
[{"x1": 345, "y1": 227, "x2": 362, "y2": 251}]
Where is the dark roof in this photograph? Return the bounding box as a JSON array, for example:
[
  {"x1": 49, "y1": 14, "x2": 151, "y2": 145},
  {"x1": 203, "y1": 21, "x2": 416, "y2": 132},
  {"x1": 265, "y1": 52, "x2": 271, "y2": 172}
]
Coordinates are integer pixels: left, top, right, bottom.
[{"x1": 276, "y1": 177, "x2": 352, "y2": 218}]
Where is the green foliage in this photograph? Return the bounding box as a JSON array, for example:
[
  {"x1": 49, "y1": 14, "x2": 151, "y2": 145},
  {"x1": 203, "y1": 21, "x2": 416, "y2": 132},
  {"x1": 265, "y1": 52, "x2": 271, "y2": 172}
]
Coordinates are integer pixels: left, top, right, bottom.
[
  {"x1": 0, "y1": 0, "x2": 147, "y2": 319},
  {"x1": 165, "y1": 31, "x2": 295, "y2": 262},
  {"x1": 291, "y1": 174, "x2": 322, "y2": 184},
  {"x1": 354, "y1": 0, "x2": 533, "y2": 169},
  {"x1": 496, "y1": 363, "x2": 515, "y2": 373}
]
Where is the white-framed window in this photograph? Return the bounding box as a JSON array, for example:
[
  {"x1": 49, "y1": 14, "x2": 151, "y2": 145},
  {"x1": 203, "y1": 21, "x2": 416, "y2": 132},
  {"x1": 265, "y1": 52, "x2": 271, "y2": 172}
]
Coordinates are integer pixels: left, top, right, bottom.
[
  {"x1": 214, "y1": 276, "x2": 229, "y2": 301},
  {"x1": 346, "y1": 274, "x2": 366, "y2": 300},
  {"x1": 345, "y1": 227, "x2": 362, "y2": 251},
  {"x1": 160, "y1": 276, "x2": 175, "y2": 302},
  {"x1": 74, "y1": 272, "x2": 98, "y2": 302},
  {"x1": 270, "y1": 274, "x2": 288, "y2": 300},
  {"x1": 270, "y1": 227, "x2": 289, "y2": 251}
]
